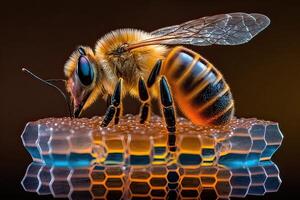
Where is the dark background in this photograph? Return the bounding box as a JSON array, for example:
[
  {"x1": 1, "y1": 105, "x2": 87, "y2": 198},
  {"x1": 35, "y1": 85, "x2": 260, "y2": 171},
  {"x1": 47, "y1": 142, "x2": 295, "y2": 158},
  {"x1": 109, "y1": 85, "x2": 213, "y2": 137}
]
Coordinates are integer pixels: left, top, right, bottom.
[{"x1": 1, "y1": 0, "x2": 299, "y2": 199}]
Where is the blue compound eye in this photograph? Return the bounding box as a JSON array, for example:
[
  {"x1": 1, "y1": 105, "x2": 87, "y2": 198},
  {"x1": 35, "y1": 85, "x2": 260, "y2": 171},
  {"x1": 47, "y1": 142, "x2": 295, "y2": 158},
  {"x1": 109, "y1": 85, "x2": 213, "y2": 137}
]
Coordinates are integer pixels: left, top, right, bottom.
[{"x1": 77, "y1": 56, "x2": 94, "y2": 86}]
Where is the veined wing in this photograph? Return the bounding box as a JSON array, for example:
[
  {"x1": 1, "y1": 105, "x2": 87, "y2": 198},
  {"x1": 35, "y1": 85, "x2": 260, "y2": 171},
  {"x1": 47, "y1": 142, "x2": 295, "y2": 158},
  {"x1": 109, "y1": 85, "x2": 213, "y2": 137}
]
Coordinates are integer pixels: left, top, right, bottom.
[{"x1": 126, "y1": 13, "x2": 270, "y2": 50}]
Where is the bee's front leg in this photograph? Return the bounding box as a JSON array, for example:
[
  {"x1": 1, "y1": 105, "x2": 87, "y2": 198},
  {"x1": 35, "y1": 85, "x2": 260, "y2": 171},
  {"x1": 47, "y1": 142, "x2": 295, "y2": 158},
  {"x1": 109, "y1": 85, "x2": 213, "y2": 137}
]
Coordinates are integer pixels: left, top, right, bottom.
[{"x1": 101, "y1": 79, "x2": 123, "y2": 127}]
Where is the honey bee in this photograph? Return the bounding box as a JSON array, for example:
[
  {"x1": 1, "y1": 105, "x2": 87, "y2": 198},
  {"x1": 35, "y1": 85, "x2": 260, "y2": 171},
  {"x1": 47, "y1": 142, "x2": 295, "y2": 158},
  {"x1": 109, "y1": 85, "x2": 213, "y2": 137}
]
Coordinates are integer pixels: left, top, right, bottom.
[{"x1": 24, "y1": 13, "x2": 270, "y2": 133}]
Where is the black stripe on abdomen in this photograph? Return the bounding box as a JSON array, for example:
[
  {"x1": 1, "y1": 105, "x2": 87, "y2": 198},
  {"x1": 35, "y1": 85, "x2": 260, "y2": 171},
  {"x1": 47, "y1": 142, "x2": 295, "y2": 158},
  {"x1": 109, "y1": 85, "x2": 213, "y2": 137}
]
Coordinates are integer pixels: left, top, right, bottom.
[
  {"x1": 199, "y1": 91, "x2": 232, "y2": 120},
  {"x1": 180, "y1": 59, "x2": 208, "y2": 93},
  {"x1": 210, "y1": 106, "x2": 234, "y2": 125},
  {"x1": 190, "y1": 77, "x2": 225, "y2": 107}
]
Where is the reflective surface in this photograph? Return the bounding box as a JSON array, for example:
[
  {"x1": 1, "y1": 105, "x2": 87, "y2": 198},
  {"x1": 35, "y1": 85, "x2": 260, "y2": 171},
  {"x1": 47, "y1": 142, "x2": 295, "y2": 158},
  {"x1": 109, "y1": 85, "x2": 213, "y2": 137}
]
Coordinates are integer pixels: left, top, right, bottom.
[
  {"x1": 21, "y1": 115, "x2": 283, "y2": 199},
  {"x1": 22, "y1": 161, "x2": 281, "y2": 199}
]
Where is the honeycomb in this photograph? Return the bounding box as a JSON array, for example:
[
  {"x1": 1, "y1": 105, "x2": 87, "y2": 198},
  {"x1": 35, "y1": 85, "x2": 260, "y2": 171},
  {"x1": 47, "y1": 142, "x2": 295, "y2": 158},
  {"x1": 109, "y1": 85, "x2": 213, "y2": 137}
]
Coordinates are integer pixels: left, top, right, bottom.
[
  {"x1": 21, "y1": 114, "x2": 283, "y2": 168},
  {"x1": 21, "y1": 161, "x2": 281, "y2": 199}
]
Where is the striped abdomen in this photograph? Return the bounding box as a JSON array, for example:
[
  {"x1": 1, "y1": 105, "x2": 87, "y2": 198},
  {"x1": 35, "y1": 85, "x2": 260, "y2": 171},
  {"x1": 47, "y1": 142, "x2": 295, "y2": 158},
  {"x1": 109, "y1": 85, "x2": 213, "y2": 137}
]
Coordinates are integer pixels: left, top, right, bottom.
[{"x1": 163, "y1": 46, "x2": 234, "y2": 126}]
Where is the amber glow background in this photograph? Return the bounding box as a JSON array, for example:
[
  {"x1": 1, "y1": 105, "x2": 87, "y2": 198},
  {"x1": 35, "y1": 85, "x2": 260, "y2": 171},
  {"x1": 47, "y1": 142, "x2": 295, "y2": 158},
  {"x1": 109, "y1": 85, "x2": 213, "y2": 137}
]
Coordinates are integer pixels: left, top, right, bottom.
[{"x1": 0, "y1": 0, "x2": 299, "y2": 198}]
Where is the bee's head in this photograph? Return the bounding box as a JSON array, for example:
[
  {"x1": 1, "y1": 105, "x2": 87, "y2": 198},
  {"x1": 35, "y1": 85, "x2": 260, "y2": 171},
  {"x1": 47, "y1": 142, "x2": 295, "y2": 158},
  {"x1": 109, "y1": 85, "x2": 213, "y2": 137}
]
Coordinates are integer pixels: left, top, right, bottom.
[{"x1": 64, "y1": 46, "x2": 103, "y2": 117}]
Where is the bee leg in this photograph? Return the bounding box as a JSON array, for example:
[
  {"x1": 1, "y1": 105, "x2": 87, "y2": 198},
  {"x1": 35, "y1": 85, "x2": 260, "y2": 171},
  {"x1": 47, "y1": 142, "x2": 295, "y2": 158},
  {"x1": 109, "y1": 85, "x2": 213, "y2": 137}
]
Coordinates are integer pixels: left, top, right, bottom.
[
  {"x1": 106, "y1": 94, "x2": 111, "y2": 108},
  {"x1": 159, "y1": 76, "x2": 177, "y2": 152},
  {"x1": 114, "y1": 106, "x2": 122, "y2": 125},
  {"x1": 147, "y1": 59, "x2": 162, "y2": 88},
  {"x1": 101, "y1": 79, "x2": 123, "y2": 127},
  {"x1": 138, "y1": 77, "x2": 151, "y2": 124},
  {"x1": 104, "y1": 94, "x2": 122, "y2": 124}
]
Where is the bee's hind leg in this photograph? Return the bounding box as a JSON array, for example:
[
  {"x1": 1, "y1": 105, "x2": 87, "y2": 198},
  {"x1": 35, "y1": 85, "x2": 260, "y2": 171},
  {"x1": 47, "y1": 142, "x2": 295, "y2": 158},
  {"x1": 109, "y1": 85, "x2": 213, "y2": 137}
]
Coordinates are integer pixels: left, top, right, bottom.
[
  {"x1": 159, "y1": 76, "x2": 177, "y2": 152},
  {"x1": 101, "y1": 78, "x2": 123, "y2": 127}
]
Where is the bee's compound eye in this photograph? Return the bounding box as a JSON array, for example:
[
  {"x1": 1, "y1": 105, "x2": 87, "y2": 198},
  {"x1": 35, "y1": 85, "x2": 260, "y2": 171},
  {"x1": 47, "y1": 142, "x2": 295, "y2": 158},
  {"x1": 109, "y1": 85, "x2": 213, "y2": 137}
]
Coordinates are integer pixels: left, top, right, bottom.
[{"x1": 77, "y1": 56, "x2": 94, "y2": 86}]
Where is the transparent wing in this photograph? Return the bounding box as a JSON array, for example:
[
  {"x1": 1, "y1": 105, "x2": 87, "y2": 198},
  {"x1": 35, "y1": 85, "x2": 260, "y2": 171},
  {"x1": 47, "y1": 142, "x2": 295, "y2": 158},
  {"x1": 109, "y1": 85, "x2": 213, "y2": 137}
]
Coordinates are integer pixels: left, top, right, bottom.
[{"x1": 127, "y1": 13, "x2": 270, "y2": 50}]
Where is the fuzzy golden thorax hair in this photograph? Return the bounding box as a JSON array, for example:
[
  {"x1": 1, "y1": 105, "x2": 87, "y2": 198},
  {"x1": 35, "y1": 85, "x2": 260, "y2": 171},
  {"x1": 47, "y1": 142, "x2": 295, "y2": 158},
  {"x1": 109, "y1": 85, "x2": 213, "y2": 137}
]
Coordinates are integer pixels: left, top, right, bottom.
[{"x1": 94, "y1": 29, "x2": 168, "y2": 97}]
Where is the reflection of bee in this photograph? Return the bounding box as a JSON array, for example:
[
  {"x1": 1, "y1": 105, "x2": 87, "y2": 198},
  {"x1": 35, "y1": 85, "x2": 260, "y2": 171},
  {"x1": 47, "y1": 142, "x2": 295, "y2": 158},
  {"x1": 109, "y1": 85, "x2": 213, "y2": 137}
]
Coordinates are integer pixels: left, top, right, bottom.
[{"x1": 63, "y1": 13, "x2": 270, "y2": 130}]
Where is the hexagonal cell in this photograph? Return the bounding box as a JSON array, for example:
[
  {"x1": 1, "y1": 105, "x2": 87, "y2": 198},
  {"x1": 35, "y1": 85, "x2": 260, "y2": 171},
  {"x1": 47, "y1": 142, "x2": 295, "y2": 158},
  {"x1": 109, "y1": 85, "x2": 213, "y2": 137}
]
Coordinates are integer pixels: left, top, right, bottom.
[
  {"x1": 250, "y1": 124, "x2": 266, "y2": 138},
  {"x1": 128, "y1": 135, "x2": 152, "y2": 166},
  {"x1": 69, "y1": 168, "x2": 92, "y2": 190},
  {"x1": 37, "y1": 134, "x2": 51, "y2": 163},
  {"x1": 37, "y1": 124, "x2": 54, "y2": 157},
  {"x1": 263, "y1": 161, "x2": 280, "y2": 176},
  {"x1": 263, "y1": 162, "x2": 282, "y2": 192},
  {"x1": 150, "y1": 177, "x2": 167, "y2": 187},
  {"x1": 49, "y1": 137, "x2": 71, "y2": 154},
  {"x1": 265, "y1": 124, "x2": 283, "y2": 144},
  {"x1": 151, "y1": 166, "x2": 168, "y2": 175},
  {"x1": 201, "y1": 176, "x2": 216, "y2": 187},
  {"x1": 130, "y1": 170, "x2": 150, "y2": 181},
  {"x1": 21, "y1": 122, "x2": 41, "y2": 162},
  {"x1": 261, "y1": 124, "x2": 283, "y2": 160},
  {"x1": 50, "y1": 167, "x2": 71, "y2": 198},
  {"x1": 229, "y1": 168, "x2": 251, "y2": 198},
  {"x1": 230, "y1": 128, "x2": 253, "y2": 152},
  {"x1": 21, "y1": 162, "x2": 43, "y2": 192},
  {"x1": 68, "y1": 168, "x2": 92, "y2": 200},
  {"x1": 167, "y1": 171, "x2": 180, "y2": 183},
  {"x1": 181, "y1": 177, "x2": 201, "y2": 188},
  {"x1": 91, "y1": 184, "x2": 106, "y2": 198},
  {"x1": 216, "y1": 168, "x2": 232, "y2": 180},
  {"x1": 37, "y1": 165, "x2": 51, "y2": 195},
  {"x1": 252, "y1": 139, "x2": 267, "y2": 152},
  {"x1": 21, "y1": 122, "x2": 38, "y2": 147},
  {"x1": 90, "y1": 165, "x2": 106, "y2": 182},
  {"x1": 264, "y1": 176, "x2": 282, "y2": 192},
  {"x1": 130, "y1": 182, "x2": 150, "y2": 195},
  {"x1": 105, "y1": 167, "x2": 124, "y2": 176},
  {"x1": 105, "y1": 178, "x2": 124, "y2": 188},
  {"x1": 50, "y1": 179, "x2": 70, "y2": 197},
  {"x1": 248, "y1": 166, "x2": 267, "y2": 195},
  {"x1": 215, "y1": 181, "x2": 232, "y2": 197}
]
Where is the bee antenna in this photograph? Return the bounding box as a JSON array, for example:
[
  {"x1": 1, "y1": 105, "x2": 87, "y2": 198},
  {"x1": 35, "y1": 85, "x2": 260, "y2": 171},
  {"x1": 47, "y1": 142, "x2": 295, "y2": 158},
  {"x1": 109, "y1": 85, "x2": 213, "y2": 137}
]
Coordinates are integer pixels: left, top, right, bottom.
[{"x1": 22, "y1": 67, "x2": 73, "y2": 118}]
